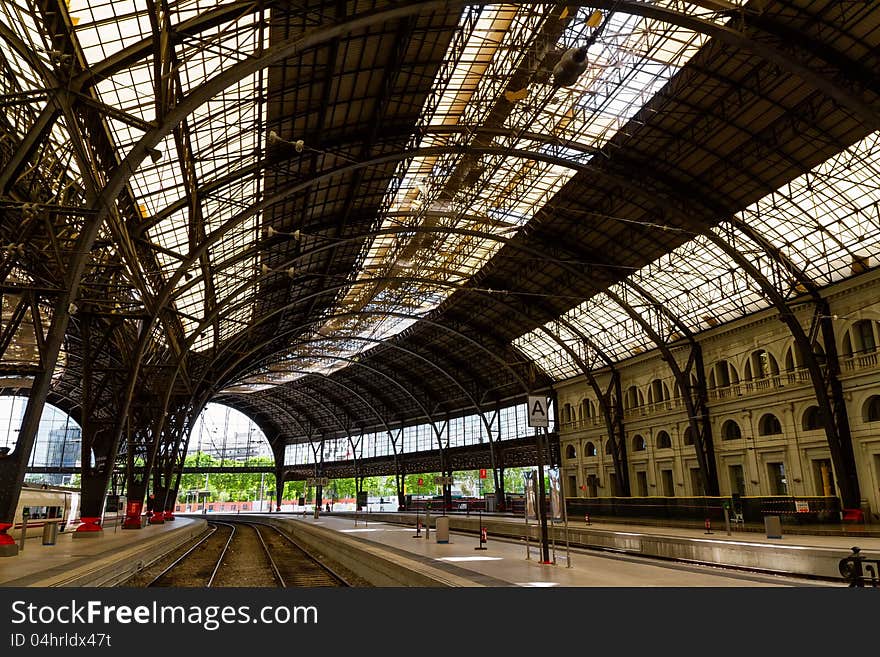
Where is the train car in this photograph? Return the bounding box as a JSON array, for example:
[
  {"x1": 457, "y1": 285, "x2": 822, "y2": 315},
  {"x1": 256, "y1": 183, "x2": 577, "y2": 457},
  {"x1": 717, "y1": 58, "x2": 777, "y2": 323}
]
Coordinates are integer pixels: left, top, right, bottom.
[
  {"x1": 11, "y1": 485, "x2": 129, "y2": 539},
  {"x1": 12, "y1": 483, "x2": 80, "y2": 539}
]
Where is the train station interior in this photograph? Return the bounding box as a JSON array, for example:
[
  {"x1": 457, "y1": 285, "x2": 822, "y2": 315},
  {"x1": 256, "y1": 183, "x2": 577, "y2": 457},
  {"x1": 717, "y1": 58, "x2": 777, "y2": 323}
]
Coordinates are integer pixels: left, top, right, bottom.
[{"x1": 1, "y1": 0, "x2": 880, "y2": 589}]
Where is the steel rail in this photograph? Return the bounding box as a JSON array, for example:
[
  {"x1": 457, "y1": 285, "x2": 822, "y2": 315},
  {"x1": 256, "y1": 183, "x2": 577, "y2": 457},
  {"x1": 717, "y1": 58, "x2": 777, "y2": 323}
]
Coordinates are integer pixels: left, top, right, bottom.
[
  {"x1": 206, "y1": 521, "x2": 237, "y2": 587},
  {"x1": 245, "y1": 520, "x2": 351, "y2": 587},
  {"x1": 145, "y1": 522, "x2": 220, "y2": 587},
  {"x1": 249, "y1": 523, "x2": 286, "y2": 588}
]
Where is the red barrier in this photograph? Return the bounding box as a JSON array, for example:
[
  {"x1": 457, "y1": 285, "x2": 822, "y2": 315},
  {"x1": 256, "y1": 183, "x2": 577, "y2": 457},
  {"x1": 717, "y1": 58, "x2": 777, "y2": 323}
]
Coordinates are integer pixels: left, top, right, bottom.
[
  {"x1": 76, "y1": 517, "x2": 102, "y2": 533},
  {"x1": 123, "y1": 501, "x2": 143, "y2": 529}
]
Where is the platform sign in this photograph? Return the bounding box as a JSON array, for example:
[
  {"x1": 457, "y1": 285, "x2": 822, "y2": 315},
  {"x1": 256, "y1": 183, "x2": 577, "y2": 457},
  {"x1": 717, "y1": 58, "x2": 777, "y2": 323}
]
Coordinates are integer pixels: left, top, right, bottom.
[
  {"x1": 548, "y1": 467, "x2": 562, "y2": 520},
  {"x1": 528, "y1": 395, "x2": 549, "y2": 428},
  {"x1": 524, "y1": 470, "x2": 537, "y2": 519},
  {"x1": 417, "y1": 478, "x2": 424, "y2": 486},
  {"x1": 105, "y1": 494, "x2": 120, "y2": 512},
  {"x1": 795, "y1": 500, "x2": 810, "y2": 513},
  {"x1": 306, "y1": 477, "x2": 329, "y2": 486},
  {"x1": 479, "y1": 469, "x2": 487, "y2": 479},
  {"x1": 433, "y1": 476, "x2": 453, "y2": 486}
]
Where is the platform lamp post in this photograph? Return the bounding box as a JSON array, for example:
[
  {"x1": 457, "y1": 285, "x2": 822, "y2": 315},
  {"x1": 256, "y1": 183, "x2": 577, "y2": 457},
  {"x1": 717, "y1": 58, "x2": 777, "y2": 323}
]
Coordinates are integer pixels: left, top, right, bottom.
[
  {"x1": 413, "y1": 477, "x2": 424, "y2": 538},
  {"x1": 475, "y1": 469, "x2": 487, "y2": 550},
  {"x1": 528, "y1": 395, "x2": 552, "y2": 564}
]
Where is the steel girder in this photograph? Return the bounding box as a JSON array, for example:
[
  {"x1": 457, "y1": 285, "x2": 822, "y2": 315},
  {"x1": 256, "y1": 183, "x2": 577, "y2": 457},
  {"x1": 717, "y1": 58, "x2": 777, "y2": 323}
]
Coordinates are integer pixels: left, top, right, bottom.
[
  {"x1": 1, "y1": 3, "x2": 864, "y2": 524},
  {"x1": 583, "y1": 160, "x2": 862, "y2": 507}
]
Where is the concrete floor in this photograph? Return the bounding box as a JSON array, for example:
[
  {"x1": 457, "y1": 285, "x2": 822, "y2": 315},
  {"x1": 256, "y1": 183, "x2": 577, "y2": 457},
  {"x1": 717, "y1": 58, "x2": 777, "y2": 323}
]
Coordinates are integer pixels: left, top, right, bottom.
[
  {"x1": 0, "y1": 517, "x2": 204, "y2": 587},
  {"x1": 282, "y1": 514, "x2": 842, "y2": 587}
]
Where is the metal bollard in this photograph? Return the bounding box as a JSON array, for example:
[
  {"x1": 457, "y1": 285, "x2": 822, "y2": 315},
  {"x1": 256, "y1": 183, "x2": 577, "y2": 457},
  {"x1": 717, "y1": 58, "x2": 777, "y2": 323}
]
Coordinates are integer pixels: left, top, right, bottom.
[
  {"x1": 19, "y1": 512, "x2": 28, "y2": 552},
  {"x1": 839, "y1": 546, "x2": 865, "y2": 587}
]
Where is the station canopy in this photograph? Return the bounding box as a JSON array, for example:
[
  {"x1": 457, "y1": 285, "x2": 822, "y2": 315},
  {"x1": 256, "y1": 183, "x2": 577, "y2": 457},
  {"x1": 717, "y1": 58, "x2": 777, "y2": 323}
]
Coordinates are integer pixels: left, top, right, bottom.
[{"x1": 1, "y1": 0, "x2": 878, "y2": 443}]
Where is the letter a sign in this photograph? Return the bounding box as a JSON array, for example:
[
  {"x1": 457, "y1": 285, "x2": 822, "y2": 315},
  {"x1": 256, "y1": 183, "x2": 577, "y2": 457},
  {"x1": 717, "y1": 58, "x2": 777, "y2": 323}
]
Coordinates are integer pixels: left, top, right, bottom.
[{"x1": 527, "y1": 395, "x2": 549, "y2": 428}]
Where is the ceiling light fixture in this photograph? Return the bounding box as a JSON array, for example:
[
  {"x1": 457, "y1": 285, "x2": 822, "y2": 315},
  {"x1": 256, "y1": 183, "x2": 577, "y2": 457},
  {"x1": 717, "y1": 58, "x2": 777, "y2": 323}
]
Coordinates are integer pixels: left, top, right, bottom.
[
  {"x1": 261, "y1": 263, "x2": 297, "y2": 278},
  {"x1": 264, "y1": 226, "x2": 301, "y2": 240},
  {"x1": 268, "y1": 131, "x2": 305, "y2": 153}
]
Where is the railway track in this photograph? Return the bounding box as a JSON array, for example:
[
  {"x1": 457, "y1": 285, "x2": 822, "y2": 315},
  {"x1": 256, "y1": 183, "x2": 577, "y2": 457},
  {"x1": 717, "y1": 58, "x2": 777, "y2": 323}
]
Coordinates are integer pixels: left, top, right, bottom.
[{"x1": 144, "y1": 520, "x2": 348, "y2": 587}]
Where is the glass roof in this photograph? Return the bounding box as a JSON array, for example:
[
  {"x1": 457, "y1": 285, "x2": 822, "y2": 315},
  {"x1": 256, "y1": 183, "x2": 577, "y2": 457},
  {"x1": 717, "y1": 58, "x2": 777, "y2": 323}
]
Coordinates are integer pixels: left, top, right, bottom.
[
  {"x1": 68, "y1": 0, "x2": 265, "y2": 353},
  {"x1": 16, "y1": 0, "x2": 872, "y2": 395},
  {"x1": 240, "y1": 2, "x2": 711, "y2": 389},
  {"x1": 515, "y1": 129, "x2": 880, "y2": 380}
]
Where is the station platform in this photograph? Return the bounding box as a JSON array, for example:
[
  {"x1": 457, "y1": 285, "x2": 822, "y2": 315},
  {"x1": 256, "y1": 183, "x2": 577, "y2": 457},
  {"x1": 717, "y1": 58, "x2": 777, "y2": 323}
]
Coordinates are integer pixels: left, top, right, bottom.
[
  {"x1": 259, "y1": 513, "x2": 852, "y2": 587},
  {"x1": 0, "y1": 517, "x2": 206, "y2": 587},
  {"x1": 265, "y1": 512, "x2": 863, "y2": 587}
]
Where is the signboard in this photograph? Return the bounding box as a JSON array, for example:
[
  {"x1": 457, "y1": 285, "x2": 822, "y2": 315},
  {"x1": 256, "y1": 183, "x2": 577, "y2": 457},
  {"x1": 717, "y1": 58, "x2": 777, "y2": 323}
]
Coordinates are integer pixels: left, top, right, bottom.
[
  {"x1": 527, "y1": 395, "x2": 550, "y2": 428},
  {"x1": 105, "y1": 494, "x2": 121, "y2": 512},
  {"x1": 433, "y1": 476, "x2": 453, "y2": 486},
  {"x1": 479, "y1": 469, "x2": 487, "y2": 479},
  {"x1": 523, "y1": 470, "x2": 537, "y2": 520},
  {"x1": 548, "y1": 468, "x2": 562, "y2": 520},
  {"x1": 795, "y1": 500, "x2": 810, "y2": 513},
  {"x1": 417, "y1": 478, "x2": 424, "y2": 486},
  {"x1": 306, "y1": 477, "x2": 329, "y2": 486}
]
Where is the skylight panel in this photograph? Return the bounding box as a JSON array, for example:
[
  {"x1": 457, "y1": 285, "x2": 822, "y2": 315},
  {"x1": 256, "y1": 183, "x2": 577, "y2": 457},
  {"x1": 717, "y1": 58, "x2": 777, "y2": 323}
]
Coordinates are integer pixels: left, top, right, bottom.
[
  {"x1": 70, "y1": 0, "x2": 151, "y2": 64},
  {"x1": 248, "y1": 4, "x2": 710, "y2": 386},
  {"x1": 517, "y1": 129, "x2": 880, "y2": 382}
]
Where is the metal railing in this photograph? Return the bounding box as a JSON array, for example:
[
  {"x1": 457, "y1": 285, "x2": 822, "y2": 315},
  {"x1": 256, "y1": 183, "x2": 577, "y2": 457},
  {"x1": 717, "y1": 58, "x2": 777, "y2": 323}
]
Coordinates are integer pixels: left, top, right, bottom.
[
  {"x1": 839, "y1": 547, "x2": 880, "y2": 587},
  {"x1": 841, "y1": 350, "x2": 879, "y2": 372},
  {"x1": 709, "y1": 367, "x2": 811, "y2": 401}
]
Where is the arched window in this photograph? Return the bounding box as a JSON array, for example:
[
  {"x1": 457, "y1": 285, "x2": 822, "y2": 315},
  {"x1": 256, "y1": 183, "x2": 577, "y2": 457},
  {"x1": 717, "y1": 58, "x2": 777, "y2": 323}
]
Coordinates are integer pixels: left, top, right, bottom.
[
  {"x1": 581, "y1": 398, "x2": 596, "y2": 419},
  {"x1": 708, "y1": 360, "x2": 739, "y2": 389},
  {"x1": 604, "y1": 439, "x2": 614, "y2": 455},
  {"x1": 585, "y1": 441, "x2": 597, "y2": 457},
  {"x1": 721, "y1": 419, "x2": 742, "y2": 440},
  {"x1": 758, "y1": 413, "x2": 783, "y2": 436},
  {"x1": 844, "y1": 320, "x2": 880, "y2": 356},
  {"x1": 0, "y1": 398, "x2": 87, "y2": 485},
  {"x1": 683, "y1": 426, "x2": 694, "y2": 446},
  {"x1": 648, "y1": 379, "x2": 669, "y2": 404},
  {"x1": 565, "y1": 444, "x2": 576, "y2": 459},
  {"x1": 864, "y1": 396, "x2": 880, "y2": 422},
  {"x1": 563, "y1": 403, "x2": 573, "y2": 423},
  {"x1": 744, "y1": 349, "x2": 779, "y2": 381},
  {"x1": 624, "y1": 385, "x2": 644, "y2": 409},
  {"x1": 802, "y1": 406, "x2": 823, "y2": 431},
  {"x1": 632, "y1": 435, "x2": 646, "y2": 451},
  {"x1": 784, "y1": 345, "x2": 797, "y2": 372},
  {"x1": 655, "y1": 431, "x2": 672, "y2": 449}
]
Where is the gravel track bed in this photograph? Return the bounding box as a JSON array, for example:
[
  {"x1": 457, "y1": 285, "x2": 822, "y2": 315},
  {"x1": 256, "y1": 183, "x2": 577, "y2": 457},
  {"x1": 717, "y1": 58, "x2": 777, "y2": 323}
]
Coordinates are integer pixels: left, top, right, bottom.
[
  {"x1": 147, "y1": 524, "x2": 234, "y2": 587},
  {"x1": 210, "y1": 523, "x2": 279, "y2": 587},
  {"x1": 121, "y1": 520, "x2": 369, "y2": 587},
  {"x1": 119, "y1": 527, "x2": 217, "y2": 587},
  {"x1": 255, "y1": 524, "x2": 349, "y2": 587}
]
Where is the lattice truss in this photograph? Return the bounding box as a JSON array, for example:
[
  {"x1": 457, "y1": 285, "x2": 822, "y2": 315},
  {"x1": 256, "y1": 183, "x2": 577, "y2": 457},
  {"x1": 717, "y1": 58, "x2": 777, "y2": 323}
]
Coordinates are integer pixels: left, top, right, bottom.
[
  {"x1": 515, "y1": 130, "x2": 880, "y2": 379},
  {"x1": 241, "y1": 1, "x2": 727, "y2": 389},
  {"x1": 0, "y1": 0, "x2": 267, "y2": 359},
  {"x1": 68, "y1": 0, "x2": 268, "y2": 352},
  {"x1": 3, "y1": 0, "x2": 877, "y2": 400}
]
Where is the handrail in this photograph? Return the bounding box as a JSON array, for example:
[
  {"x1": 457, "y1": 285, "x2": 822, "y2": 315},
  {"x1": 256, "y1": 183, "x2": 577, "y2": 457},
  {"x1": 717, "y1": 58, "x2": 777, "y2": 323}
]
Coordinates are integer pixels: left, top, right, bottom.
[{"x1": 838, "y1": 547, "x2": 880, "y2": 587}]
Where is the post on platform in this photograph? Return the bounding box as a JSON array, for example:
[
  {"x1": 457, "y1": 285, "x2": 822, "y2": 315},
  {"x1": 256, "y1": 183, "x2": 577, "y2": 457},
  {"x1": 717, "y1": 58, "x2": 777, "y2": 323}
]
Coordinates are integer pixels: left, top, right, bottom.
[
  {"x1": 527, "y1": 394, "x2": 552, "y2": 564},
  {"x1": 19, "y1": 507, "x2": 29, "y2": 552},
  {"x1": 413, "y1": 478, "x2": 423, "y2": 538},
  {"x1": 475, "y1": 473, "x2": 487, "y2": 550}
]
